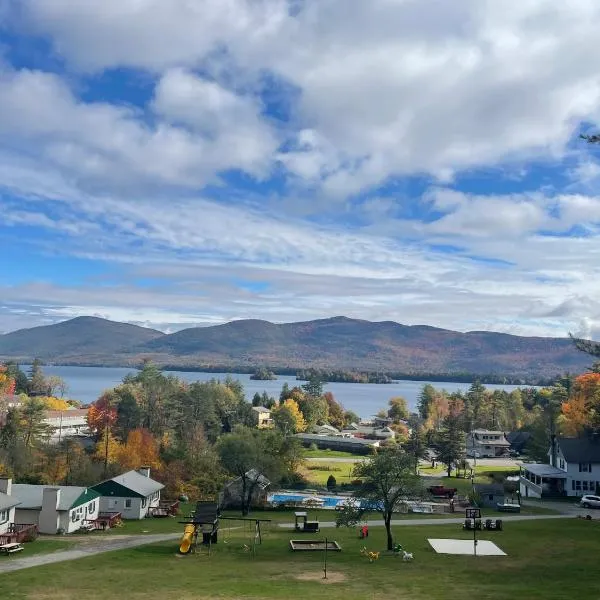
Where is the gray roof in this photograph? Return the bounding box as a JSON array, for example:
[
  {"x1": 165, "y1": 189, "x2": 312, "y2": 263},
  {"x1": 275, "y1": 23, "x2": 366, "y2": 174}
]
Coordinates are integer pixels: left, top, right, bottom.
[
  {"x1": 251, "y1": 406, "x2": 270, "y2": 413},
  {"x1": 474, "y1": 483, "x2": 505, "y2": 495},
  {"x1": 0, "y1": 491, "x2": 20, "y2": 511},
  {"x1": 295, "y1": 433, "x2": 378, "y2": 446},
  {"x1": 521, "y1": 464, "x2": 567, "y2": 478},
  {"x1": 558, "y1": 437, "x2": 600, "y2": 464},
  {"x1": 226, "y1": 469, "x2": 270, "y2": 490},
  {"x1": 108, "y1": 470, "x2": 164, "y2": 496},
  {"x1": 11, "y1": 485, "x2": 95, "y2": 511}
]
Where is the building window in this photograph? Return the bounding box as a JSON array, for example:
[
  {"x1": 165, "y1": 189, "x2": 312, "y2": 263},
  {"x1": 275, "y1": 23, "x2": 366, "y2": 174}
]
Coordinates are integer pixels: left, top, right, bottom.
[
  {"x1": 0, "y1": 510, "x2": 8, "y2": 524},
  {"x1": 142, "y1": 498, "x2": 147, "y2": 508},
  {"x1": 88, "y1": 502, "x2": 95, "y2": 514},
  {"x1": 125, "y1": 499, "x2": 132, "y2": 509},
  {"x1": 579, "y1": 463, "x2": 591, "y2": 473},
  {"x1": 575, "y1": 481, "x2": 582, "y2": 491},
  {"x1": 559, "y1": 459, "x2": 565, "y2": 470}
]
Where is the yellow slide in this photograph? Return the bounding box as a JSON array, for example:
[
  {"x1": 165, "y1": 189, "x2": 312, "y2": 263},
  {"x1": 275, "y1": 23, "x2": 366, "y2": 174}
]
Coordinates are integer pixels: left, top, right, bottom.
[{"x1": 179, "y1": 524, "x2": 196, "y2": 554}]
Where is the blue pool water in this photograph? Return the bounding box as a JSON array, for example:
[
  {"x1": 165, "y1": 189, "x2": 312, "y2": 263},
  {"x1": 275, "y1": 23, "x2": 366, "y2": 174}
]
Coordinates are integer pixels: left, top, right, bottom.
[
  {"x1": 268, "y1": 493, "x2": 347, "y2": 508},
  {"x1": 268, "y1": 493, "x2": 383, "y2": 511}
]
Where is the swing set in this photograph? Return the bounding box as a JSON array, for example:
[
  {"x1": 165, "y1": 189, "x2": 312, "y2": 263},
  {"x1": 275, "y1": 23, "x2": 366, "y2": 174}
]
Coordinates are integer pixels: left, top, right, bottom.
[{"x1": 178, "y1": 501, "x2": 271, "y2": 557}]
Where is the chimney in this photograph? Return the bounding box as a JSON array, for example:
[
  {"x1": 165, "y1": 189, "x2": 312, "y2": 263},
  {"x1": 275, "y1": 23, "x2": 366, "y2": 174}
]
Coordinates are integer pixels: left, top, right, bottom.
[
  {"x1": 0, "y1": 477, "x2": 12, "y2": 496},
  {"x1": 138, "y1": 466, "x2": 151, "y2": 478},
  {"x1": 550, "y1": 434, "x2": 557, "y2": 467},
  {"x1": 42, "y1": 487, "x2": 61, "y2": 511}
]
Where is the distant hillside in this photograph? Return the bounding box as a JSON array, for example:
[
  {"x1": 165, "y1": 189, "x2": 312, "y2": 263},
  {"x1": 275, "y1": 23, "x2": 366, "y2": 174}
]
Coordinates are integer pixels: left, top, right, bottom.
[
  {"x1": 0, "y1": 315, "x2": 594, "y2": 379},
  {"x1": 138, "y1": 316, "x2": 592, "y2": 378},
  {"x1": 0, "y1": 316, "x2": 164, "y2": 361}
]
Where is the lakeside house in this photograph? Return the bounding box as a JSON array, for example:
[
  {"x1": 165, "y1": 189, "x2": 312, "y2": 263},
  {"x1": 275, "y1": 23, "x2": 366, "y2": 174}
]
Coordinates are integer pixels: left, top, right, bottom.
[
  {"x1": 11, "y1": 483, "x2": 100, "y2": 534},
  {"x1": 43, "y1": 408, "x2": 90, "y2": 443},
  {"x1": 520, "y1": 435, "x2": 600, "y2": 498},
  {"x1": 92, "y1": 468, "x2": 164, "y2": 519},
  {"x1": 341, "y1": 422, "x2": 396, "y2": 440},
  {"x1": 466, "y1": 429, "x2": 511, "y2": 458},
  {"x1": 251, "y1": 406, "x2": 273, "y2": 428},
  {"x1": 0, "y1": 478, "x2": 21, "y2": 535},
  {"x1": 295, "y1": 433, "x2": 379, "y2": 454}
]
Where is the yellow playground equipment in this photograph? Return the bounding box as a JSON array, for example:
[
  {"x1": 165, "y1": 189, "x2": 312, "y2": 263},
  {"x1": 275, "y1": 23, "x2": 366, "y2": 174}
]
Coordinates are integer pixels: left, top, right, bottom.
[{"x1": 179, "y1": 524, "x2": 196, "y2": 555}]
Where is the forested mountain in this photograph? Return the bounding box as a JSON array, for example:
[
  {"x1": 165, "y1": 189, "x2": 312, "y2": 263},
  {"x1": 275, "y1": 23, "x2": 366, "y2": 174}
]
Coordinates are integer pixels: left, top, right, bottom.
[
  {"x1": 0, "y1": 315, "x2": 593, "y2": 378},
  {"x1": 0, "y1": 316, "x2": 164, "y2": 361}
]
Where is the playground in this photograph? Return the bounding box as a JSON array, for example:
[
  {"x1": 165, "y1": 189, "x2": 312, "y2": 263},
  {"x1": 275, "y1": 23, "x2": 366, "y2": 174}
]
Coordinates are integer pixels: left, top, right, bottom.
[{"x1": 1, "y1": 510, "x2": 599, "y2": 600}]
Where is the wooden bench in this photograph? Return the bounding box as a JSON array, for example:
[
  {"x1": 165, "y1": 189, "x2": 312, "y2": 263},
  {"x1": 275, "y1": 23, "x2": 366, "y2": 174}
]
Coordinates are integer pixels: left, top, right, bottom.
[{"x1": 0, "y1": 543, "x2": 24, "y2": 555}]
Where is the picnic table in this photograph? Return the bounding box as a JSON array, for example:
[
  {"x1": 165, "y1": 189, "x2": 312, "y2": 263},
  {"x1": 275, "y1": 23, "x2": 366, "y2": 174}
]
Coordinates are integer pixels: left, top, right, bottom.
[{"x1": 0, "y1": 542, "x2": 24, "y2": 555}]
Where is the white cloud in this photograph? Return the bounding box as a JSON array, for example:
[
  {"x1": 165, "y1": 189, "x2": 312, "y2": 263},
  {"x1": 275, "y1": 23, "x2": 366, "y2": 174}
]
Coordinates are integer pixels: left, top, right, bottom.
[{"x1": 0, "y1": 67, "x2": 278, "y2": 192}]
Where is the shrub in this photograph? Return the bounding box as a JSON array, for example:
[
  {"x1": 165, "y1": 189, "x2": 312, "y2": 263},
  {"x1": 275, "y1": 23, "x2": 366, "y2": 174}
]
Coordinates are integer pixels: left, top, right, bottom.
[{"x1": 326, "y1": 474, "x2": 337, "y2": 491}]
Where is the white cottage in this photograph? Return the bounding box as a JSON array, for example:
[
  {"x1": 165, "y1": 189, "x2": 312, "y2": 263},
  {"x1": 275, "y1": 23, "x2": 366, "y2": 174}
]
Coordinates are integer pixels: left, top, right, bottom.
[
  {"x1": 92, "y1": 468, "x2": 164, "y2": 520},
  {"x1": 520, "y1": 435, "x2": 600, "y2": 498},
  {"x1": 11, "y1": 484, "x2": 100, "y2": 534},
  {"x1": 0, "y1": 478, "x2": 21, "y2": 535}
]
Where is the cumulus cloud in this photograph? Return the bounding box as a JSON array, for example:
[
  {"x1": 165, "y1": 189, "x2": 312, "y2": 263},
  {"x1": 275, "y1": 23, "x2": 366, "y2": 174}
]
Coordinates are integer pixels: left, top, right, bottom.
[{"x1": 1, "y1": 2, "x2": 600, "y2": 337}]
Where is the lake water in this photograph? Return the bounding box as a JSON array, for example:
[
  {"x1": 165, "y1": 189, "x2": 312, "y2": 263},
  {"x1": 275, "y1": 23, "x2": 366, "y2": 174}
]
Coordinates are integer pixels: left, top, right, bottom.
[{"x1": 34, "y1": 365, "x2": 527, "y2": 419}]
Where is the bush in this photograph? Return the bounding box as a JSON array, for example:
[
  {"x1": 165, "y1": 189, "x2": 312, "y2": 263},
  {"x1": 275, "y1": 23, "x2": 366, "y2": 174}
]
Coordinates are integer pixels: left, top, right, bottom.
[
  {"x1": 326, "y1": 474, "x2": 337, "y2": 491},
  {"x1": 309, "y1": 443, "x2": 318, "y2": 451}
]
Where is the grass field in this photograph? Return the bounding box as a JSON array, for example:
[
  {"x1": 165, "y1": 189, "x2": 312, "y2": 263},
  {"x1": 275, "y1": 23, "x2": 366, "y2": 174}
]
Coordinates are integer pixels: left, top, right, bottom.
[
  {"x1": 301, "y1": 460, "x2": 356, "y2": 485},
  {"x1": 302, "y1": 449, "x2": 361, "y2": 459},
  {"x1": 1, "y1": 518, "x2": 598, "y2": 599}
]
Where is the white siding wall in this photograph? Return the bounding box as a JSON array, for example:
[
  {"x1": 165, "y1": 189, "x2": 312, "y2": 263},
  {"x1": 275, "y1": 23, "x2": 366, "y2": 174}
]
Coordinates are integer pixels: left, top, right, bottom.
[
  {"x1": 58, "y1": 499, "x2": 99, "y2": 533},
  {"x1": 564, "y1": 461, "x2": 600, "y2": 496},
  {"x1": 98, "y1": 492, "x2": 160, "y2": 519},
  {"x1": 0, "y1": 506, "x2": 16, "y2": 534}
]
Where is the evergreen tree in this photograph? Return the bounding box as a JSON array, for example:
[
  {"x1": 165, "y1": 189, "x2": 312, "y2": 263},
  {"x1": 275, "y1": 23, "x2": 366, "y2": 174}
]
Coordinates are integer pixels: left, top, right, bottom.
[
  {"x1": 301, "y1": 374, "x2": 324, "y2": 398},
  {"x1": 279, "y1": 382, "x2": 291, "y2": 402},
  {"x1": 417, "y1": 384, "x2": 436, "y2": 420},
  {"x1": 28, "y1": 358, "x2": 49, "y2": 396},
  {"x1": 252, "y1": 392, "x2": 262, "y2": 407}
]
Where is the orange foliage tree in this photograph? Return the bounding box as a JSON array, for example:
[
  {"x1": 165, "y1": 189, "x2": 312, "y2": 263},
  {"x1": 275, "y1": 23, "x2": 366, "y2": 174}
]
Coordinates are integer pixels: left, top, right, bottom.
[
  {"x1": 561, "y1": 373, "x2": 600, "y2": 435},
  {"x1": 117, "y1": 428, "x2": 161, "y2": 471},
  {"x1": 0, "y1": 366, "x2": 16, "y2": 397},
  {"x1": 87, "y1": 392, "x2": 118, "y2": 437}
]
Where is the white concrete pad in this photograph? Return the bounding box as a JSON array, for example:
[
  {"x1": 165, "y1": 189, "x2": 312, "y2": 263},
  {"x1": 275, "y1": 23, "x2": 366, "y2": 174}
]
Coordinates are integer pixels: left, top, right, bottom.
[{"x1": 428, "y1": 538, "x2": 506, "y2": 556}]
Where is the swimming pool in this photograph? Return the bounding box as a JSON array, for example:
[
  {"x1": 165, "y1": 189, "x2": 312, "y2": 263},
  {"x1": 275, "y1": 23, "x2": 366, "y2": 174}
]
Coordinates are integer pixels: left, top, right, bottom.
[
  {"x1": 267, "y1": 492, "x2": 382, "y2": 510},
  {"x1": 268, "y1": 492, "x2": 350, "y2": 508}
]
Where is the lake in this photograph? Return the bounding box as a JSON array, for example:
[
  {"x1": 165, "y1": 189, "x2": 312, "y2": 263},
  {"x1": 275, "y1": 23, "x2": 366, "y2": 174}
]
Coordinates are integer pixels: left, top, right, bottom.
[{"x1": 35, "y1": 365, "x2": 527, "y2": 419}]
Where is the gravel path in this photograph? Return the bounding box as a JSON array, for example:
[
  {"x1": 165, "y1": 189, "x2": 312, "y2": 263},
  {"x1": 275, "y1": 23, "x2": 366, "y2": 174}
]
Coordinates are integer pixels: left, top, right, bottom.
[{"x1": 0, "y1": 533, "x2": 180, "y2": 574}]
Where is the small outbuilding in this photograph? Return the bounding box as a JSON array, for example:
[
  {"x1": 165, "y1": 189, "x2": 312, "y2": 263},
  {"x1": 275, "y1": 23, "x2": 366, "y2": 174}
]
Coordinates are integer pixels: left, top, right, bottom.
[{"x1": 474, "y1": 483, "x2": 505, "y2": 508}]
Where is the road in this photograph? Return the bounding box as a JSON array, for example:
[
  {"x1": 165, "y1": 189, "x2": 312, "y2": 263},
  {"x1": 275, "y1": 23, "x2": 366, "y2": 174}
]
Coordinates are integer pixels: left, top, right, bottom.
[
  {"x1": 0, "y1": 533, "x2": 180, "y2": 575},
  {"x1": 306, "y1": 457, "x2": 522, "y2": 468},
  {"x1": 277, "y1": 514, "x2": 570, "y2": 529}
]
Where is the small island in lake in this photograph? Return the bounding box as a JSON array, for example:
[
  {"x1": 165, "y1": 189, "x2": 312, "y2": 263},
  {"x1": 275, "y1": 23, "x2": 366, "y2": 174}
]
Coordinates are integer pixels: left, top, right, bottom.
[{"x1": 250, "y1": 367, "x2": 277, "y2": 380}]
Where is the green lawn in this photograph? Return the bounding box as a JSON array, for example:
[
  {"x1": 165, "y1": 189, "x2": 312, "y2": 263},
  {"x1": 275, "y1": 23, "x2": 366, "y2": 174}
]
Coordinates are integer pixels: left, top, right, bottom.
[
  {"x1": 1, "y1": 519, "x2": 598, "y2": 599},
  {"x1": 302, "y1": 460, "x2": 356, "y2": 485},
  {"x1": 0, "y1": 539, "x2": 75, "y2": 559},
  {"x1": 302, "y1": 449, "x2": 361, "y2": 459}
]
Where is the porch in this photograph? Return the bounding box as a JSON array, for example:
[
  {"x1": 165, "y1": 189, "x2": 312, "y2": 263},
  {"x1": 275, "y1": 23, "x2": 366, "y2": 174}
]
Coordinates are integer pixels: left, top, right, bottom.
[
  {"x1": 84, "y1": 512, "x2": 122, "y2": 531},
  {"x1": 520, "y1": 464, "x2": 567, "y2": 499},
  {"x1": 0, "y1": 524, "x2": 38, "y2": 545}
]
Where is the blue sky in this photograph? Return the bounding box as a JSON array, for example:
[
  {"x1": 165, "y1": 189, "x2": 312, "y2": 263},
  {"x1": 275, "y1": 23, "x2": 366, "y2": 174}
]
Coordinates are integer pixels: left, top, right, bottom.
[{"x1": 1, "y1": 0, "x2": 600, "y2": 338}]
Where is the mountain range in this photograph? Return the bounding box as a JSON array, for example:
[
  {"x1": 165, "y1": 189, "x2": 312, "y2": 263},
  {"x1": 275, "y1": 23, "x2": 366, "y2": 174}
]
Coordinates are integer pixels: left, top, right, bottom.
[{"x1": 0, "y1": 315, "x2": 593, "y2": 379}]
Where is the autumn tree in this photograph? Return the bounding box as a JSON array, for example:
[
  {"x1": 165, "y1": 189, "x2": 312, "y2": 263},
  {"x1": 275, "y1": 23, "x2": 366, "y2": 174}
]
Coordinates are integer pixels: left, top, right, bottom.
[
  {"x1": 4, "y1": 362, "x2": 28, "y2": 394},
  {"x1": 272, "y1": 399, "x2": 306, "y2": 434},
  {"x1": 323, "y1": 392, "x2": 345, "y2": 429},
  {"x1": 352, "y1": 447, "x2": 422, "y2": 550},
  {"x1": 561, "y1": 373, "x2": 600, "y2": 435},
  {"x1": 387, "y1": 396, "x2": 409, "y2": 422},
  {"x1": 94, "y1": 429, "x2": 123, "y2": 468},
  {"x1": 117, "y1": 428, "x2": 161, "y2": 471},
  {"x1": 87, "y1": 392, "x2": 118, "y2": 437}
]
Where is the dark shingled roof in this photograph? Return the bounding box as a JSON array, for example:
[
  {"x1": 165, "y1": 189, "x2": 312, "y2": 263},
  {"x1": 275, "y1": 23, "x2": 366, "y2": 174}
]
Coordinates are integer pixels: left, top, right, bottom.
[
  {"x1": 474, "y1": 483, "x2": 505, "y2": 495},
  {"x1": 558, "y1": 437, "x2": 600, "y2": 464}
]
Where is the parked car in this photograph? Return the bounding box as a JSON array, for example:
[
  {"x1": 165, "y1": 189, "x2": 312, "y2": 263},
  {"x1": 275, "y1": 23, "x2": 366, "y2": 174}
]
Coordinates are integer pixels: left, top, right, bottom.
[
  {"x1": 580, "y1": 495, "x2": 600, "y2": 509},
  {"x1": 428, "y1": 485, "x2": 458, "y2": 499}
]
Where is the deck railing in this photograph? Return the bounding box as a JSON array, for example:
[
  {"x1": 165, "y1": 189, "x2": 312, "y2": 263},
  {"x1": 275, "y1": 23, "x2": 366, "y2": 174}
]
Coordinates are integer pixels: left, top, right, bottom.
[{"x1": 0, "y1": 524, "x2": 38, "y2": 545}]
